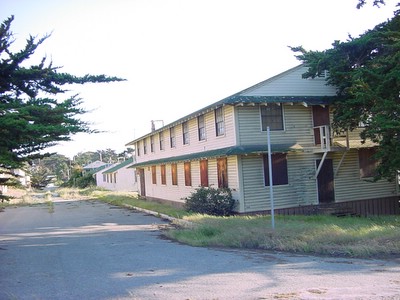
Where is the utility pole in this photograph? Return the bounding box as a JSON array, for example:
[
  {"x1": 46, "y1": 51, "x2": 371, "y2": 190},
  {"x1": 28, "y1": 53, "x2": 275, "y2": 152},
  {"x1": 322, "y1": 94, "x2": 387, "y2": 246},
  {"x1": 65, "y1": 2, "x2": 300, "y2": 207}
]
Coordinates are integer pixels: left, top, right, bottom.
[{"x1": 267, "y1": 126, "x2": 275, "y2": 229}]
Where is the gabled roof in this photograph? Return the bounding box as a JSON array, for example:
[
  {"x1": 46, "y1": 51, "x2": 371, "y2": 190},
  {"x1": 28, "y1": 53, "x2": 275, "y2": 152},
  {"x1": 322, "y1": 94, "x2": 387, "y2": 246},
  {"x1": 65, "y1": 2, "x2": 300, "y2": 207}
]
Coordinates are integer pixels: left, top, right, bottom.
[
  {"x1": 103, "y1": 157, "x2": 134, "y2": 174},
  {"x1": 126, "y1": 64, "x2": 336, "y2": 146},
  {"x1": 130, "y1": 144, "x2": 302, "y2": 168},
  {"x1": 87, "y1": 164, "x2": 113, "y2": 176}
]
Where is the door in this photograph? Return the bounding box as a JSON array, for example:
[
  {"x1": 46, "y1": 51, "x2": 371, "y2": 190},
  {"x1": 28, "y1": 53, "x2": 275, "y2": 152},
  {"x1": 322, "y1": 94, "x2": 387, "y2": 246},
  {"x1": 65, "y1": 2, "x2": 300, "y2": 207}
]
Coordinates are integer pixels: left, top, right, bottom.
[
  {"x1": 313, "y1": 106, "x2": 330, "y2": 145},
  {"x1": 138, "y1": 168, "x2": 146, "y2": 197},
  {"x1": 316, "y1": 159, "x2": 335, "y2": 203}
]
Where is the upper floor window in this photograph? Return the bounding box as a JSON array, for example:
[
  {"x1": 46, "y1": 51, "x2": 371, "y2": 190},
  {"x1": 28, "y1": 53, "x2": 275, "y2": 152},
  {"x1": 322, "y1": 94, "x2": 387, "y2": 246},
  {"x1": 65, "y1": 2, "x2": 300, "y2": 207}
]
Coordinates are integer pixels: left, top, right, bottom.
[
  {"x1": 263, "y1": 153, "x2": 288, "y2": 186},
  {"x1": 182, "y1": 121, "x2": 189, "y2": 145},
  {"x1": 170, "y1": 127, "x2": 176, "y2": 148},
  {"x1": 215, "y1": 107, "x2": 225, "y2": 136},
  {"x1": 150, "y1": 135, "x2": 155, "y2": 153},
  {"x1": 261, "y1": 104, "x2": 284, "y2": 131},
  {"x1": 143, "y1": 138, "x2": 147, "y2": 154},
  {"x1": 359, "y1": 148, "x2": 378, "y2": 178},
  {"x1": 198, "y1": 114, "x2": 206, "y2": 141},
  {"x1": 159, "y1": 131, "x2": 164, "y2": 150},
  {"x1": 136, "y1": 142, "x2": 141, "y2": 156}
]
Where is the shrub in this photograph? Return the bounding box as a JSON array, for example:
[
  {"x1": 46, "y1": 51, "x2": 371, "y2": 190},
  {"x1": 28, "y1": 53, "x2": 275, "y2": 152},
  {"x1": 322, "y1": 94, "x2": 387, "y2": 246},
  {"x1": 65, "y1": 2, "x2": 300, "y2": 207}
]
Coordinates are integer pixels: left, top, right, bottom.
[{"x1": 184, "y1": 186, "x2": 236, "y2": 216}]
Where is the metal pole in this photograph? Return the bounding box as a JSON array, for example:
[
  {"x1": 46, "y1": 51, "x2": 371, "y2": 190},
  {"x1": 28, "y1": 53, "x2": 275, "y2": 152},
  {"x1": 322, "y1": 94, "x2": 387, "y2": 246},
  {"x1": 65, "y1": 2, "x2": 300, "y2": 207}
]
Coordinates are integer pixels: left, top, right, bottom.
[{"x1": 267, "y1": 126, "x2": 275, "y2": 229}]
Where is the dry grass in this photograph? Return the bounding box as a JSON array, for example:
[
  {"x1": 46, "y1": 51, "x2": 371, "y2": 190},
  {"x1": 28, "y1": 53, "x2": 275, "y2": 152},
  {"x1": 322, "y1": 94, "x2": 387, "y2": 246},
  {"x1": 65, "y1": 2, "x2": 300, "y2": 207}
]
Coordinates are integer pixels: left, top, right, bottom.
[
  {"x1": 3, "y1": 187, "x2": 399, "y2": 258},
  {"x1": 166, "y1": 214, "x2": 400, "y2": 258}
]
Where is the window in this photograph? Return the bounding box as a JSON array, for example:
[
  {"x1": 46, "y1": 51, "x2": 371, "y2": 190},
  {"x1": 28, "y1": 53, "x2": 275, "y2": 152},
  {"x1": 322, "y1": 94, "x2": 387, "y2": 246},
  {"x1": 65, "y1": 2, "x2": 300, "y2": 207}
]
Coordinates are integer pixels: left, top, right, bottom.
[
  {"x1": 217, "y1": 157, "x2": 228, "y2": 188},
  {"x1": 184, "y1": 162, "x2": 191, "y2": 186},
  {"x1": 161, "y1": 165, "x2": 166, "y2": 185},
  {"x1": 198, "y1": 115, "x2": 206, "y2": 141},
  {"x1": 315, "y1": 70, "x2": 329, "y2": 79},
  {"x1": 200, "y1": 159, "x2": 208, "y2": 187},
  {"x1": 171, "y1": 163, "x2": 178, "y2": 185},
  {"x1": 359, "y1": 148, "x2": 378, "y2": 178},
  {"x1": 150, "y1": 135, "x2": 155, "y2": 153},
  {"x1": 114, "y1": 173, "x2": 117, "y2": 183},
  {"x1": 151, "y1": 165, "x2": 157, "y2": 184},
  {"x1": 263, "y1": 153, "x2": 288, "y2": 186},
  {"x1": 170, "y1": 127, "x2": 176, "y2": 148},
  {"x1": 143, "y1": 138, "x2": 147, "y2": 154},
  {"x1": 261, "y1": 104, "x2": 284, "y2": 131},
  {"x1": 182, "y1": 121, "x2": 189, "y2": 145},
  {"x1": 103, "y1": 174, "x2": 106, "y2": 182},
  {"x1": 159, "y1": 132, "x2": 164, "y2": 150},
  {"x1": 136, "y1": 142, "x2": 140, "y2": 156},
  {"x1": 215, "y1": 107, "x2": 225, "y2": 136}
]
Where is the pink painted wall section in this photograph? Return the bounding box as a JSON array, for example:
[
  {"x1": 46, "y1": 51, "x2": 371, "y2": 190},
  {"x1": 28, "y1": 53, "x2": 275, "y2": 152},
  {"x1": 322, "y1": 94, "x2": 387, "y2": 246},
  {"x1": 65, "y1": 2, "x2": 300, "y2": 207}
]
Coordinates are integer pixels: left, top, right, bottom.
[{"x1": 135, "y1": 105, "x2": 236, "y2": 164}]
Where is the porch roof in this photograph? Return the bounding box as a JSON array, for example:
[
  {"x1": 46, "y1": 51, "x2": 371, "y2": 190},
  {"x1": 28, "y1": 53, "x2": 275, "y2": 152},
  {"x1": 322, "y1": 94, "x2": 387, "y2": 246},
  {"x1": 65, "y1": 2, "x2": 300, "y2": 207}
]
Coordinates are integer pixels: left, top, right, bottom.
[
  {"x1": 334, "y1": 140, "x2": 378, "y2": 149},
  {"x1": 130, "y1": 143, "x2": 302, "y2": 168}
]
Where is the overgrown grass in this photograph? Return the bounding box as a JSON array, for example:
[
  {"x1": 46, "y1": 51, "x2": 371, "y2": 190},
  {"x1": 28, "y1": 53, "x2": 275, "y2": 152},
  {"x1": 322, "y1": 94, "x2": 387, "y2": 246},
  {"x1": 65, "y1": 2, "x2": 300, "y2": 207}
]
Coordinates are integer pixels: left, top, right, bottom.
[
  {"x1": 3, "y1": 187, "x2": 399, "y2": 258},
  {"x1": 89, "y1": 189, "x2": 190, "y2": 219},
  {"x1": 0, "y1": 188, "x2": 43, "y2": 209},
  {"x1": 165, "y1": 214, "x2": 400, "y2": 258}
]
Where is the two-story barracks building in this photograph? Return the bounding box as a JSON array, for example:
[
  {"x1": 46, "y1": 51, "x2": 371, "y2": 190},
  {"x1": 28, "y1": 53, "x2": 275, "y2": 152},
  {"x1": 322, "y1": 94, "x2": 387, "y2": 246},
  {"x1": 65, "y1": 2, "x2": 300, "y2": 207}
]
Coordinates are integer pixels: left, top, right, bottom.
[{"x1": 127, "y1": 65, "x2": 399, "y2": 215}]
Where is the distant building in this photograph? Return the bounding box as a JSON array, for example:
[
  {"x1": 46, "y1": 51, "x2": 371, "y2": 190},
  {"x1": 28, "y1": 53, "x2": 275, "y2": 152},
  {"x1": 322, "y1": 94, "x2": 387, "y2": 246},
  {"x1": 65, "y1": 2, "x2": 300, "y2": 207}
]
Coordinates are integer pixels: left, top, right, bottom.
[{"x1": 93, "y1": 158, "x2": 137, "y2": 192}]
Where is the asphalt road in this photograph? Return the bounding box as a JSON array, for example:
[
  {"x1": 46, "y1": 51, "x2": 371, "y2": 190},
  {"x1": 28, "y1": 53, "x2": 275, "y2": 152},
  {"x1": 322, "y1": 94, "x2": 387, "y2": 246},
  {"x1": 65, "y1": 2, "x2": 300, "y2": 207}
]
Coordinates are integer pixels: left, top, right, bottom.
[{"x1": 0, "y1": 199, "x2": 399, "y2": 300}]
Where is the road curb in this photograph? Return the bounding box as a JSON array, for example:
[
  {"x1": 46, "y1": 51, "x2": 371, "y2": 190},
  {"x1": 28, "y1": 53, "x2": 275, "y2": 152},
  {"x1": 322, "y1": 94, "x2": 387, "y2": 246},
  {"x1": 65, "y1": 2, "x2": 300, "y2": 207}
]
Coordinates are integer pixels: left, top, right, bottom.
[{"x1": 121, "y1": 203, "x2": 194, "y2": 228}]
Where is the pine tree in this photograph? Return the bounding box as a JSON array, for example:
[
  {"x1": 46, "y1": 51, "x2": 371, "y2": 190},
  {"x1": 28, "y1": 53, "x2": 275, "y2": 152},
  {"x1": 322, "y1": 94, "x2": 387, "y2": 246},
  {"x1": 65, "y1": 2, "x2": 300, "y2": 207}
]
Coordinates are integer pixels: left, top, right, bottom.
[
  {"x1": 291, "y1": 12, "x2": 400, "y2": 180},
  {"x1": 0, "y1": 16, "x2": 124, "y2": 199}
]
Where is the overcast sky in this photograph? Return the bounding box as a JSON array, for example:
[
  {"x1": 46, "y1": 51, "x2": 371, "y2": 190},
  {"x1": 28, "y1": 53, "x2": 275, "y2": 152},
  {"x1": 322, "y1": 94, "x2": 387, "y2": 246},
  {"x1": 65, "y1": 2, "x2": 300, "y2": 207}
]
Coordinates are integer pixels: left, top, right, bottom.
[{"x1": 1, "y1": 0, "x2": 398, "y2": 158}]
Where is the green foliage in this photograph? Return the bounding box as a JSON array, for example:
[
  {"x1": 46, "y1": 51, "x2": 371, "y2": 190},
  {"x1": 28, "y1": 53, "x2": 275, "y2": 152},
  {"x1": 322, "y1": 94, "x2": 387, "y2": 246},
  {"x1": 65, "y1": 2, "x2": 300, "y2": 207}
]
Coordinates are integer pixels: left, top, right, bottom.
[
  {"x1": 291, "y1": 13, "x2": 400, "y2": 181},
  {"x1": 63, "y1": 166, "x2": 95, "y2": 188},
  {"x1": 0, "y1": 16, "x2": 124, "y2": 189},
  {"x1": 73, "y1": 173, "x2": 96, "y2": 189},
  {"x1": 356, "y1": 0, "x2": 387, "y2": 9},
  {"x1": 73, "y1": 149, "x2": 120, "y2": 166},
  {"x1": 29, "y1": 165, "x2": 53, "y2": 189},
  {"x1": 184, "y1": 186, "x2": 237, "y2": 216},
  {"x1": 166, "y1": 214, "x2": 400, "y2": 258}
]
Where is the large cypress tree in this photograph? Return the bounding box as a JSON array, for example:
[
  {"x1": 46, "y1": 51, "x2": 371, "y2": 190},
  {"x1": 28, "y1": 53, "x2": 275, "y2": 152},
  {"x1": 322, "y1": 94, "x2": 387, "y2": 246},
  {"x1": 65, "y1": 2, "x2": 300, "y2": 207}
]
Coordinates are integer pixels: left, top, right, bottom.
[
  {"x1": 0, "y1": 16, "x2": 124, "y2": 198},
  {"x1": 291, "y1": 11, "x2": 400, "y2": 181}
]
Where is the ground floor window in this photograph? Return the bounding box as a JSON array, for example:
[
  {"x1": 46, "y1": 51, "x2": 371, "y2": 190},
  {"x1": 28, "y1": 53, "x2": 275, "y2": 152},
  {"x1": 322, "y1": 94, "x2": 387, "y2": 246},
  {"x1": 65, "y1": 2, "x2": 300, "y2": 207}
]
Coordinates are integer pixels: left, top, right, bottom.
[
  {"x1": 200, "y1": 159, "x2": 208, "y2": 187},
  {"x1": 359, "y1": 148, "x2": 378, "y2": 178},
  {"x1": 152, "y1": 165, "x2": 157, "y2": 184},
  {"x1": 263, "y1": 153, "x2": 288, "y2": 186},
  {"x1": 184, "y1": 162, "x2": 192, "y2": 186},
  {"x1": 217, "y1": 157, "x2": 228, "y2": 188},
  {"x1": 161, "y1": 164, "x2": 166, "y2": 185},
  {"x1": 171, "y1": 163, "x2": 178, "y2": 185}
]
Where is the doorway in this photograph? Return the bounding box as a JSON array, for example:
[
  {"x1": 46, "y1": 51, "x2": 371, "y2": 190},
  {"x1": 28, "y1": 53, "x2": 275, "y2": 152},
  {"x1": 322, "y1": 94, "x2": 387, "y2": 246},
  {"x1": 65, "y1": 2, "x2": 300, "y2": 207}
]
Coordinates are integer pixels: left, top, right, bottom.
[
  {"x1": 313, "y1": 106, "x2": 330, "y2": 145},
  {"x1": 316, "y1": 159, "x2": 335, "y2": 203},
  {"x1": 138, "y1": 168, "x2": 146, "y2": 197}
]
